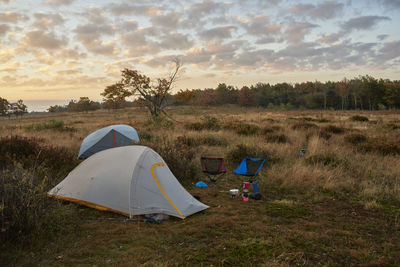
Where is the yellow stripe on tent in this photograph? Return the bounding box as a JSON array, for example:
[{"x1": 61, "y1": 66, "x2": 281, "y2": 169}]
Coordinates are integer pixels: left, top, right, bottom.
[
  {"x1": 151, "y1": 162, "x2": 185, "y2": 219},
  {"x1": 48, "y1": 194, "x2": 130, "y2": 217}
]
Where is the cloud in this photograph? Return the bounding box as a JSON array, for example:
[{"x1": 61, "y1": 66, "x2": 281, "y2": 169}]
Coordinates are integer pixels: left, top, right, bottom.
[
  {"x1": 107, "y1": 3, "x2": 162, "y2": 16},
  {"x1": 285, "y1": 22, "x2": 318, "y2": 43},
  {"x1": 42, "y1": 0, "x2": 75, "y2": 6},
  {"x1": 377, "y1": 40, "x2": 400, "y2": 62},
  {"x1": 0, "y1": 49, "x2": 14, "y2": 63},
  {"x1": 84, "y1": 6, "x2": 109, "y2": 25},
  {"x1": 0, "y1": 24, "x2": 10, "y2": 37},
  {"x1": 184, "y1": 0, "x2": 232, "y2": 26},
  {"x1": 120, "y1": 30, "x2": 161, "y2": 57},
  {"x1": 24, "y1": 30, "x2": 68, "y2": 50},
  {"x1": 377, "y1": 34, "x2": 388, "y2": 41},
  {"x1": 56, "y1": 47, "x2": 87, "y2": 60},
  {"x1": 0, "y1": 12, "x2": 28, "y2": 23},
  {"x1": 74, "y1": 23, "x2": 114, "y2": 44},
  {"x1": 341, "y1": 16, "x2": 391, "y2": 32},
  {"x1": 318, "y1": 32, "x2": 343, "y2": 43},
  {"x1": 199, "y1": 25, "x2": 237, "y2": 41},
  {"x1": 240, "y1": 14, "x2": 281, "y2": 44},
  {"x1": 380, "y1": 0, "x2": 400, "y2": 9},
  {"x1": 290, "y1": 1, "x2": 344, "y2": 20},
  {"x1": 33, "y1": 12, "x2": 65, "y2": 30},
  {"x1": 150, "y1": 11, "x2": 182, "y2": 29},
  {"x1": 159, "y1": 32, "x2": 193, "y2": 50},
  {"x1": 120, "y1": 20, "x2": 139, "y2": 32}
]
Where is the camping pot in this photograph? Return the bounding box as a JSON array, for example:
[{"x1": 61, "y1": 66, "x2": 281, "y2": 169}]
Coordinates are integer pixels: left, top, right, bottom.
[
  {"x1": 252, "y1": 181, "x2": 259, "y2": 193},
  {"x1": 229, "y1": 189, "x2": 239, "y2": 198}
]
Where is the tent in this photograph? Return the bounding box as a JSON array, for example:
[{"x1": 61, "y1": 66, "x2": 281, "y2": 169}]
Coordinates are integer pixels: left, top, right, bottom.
[
  {"x1": 48, "y1": 146, "x2": 209, "y2": 219},
  {"x1": 78, "y1": 124, "x2": 139, "y2": 159}
]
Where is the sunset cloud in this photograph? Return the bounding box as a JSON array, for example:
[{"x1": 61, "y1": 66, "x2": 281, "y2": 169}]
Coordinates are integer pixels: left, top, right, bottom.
[{"x1": 0, "y1": 0, "x2": 399, "y2": 104}]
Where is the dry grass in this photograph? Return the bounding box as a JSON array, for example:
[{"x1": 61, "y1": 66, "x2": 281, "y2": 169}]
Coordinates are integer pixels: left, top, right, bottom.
[{"x1": 1, "y1": 107, "x2": 399, "y2": 265}]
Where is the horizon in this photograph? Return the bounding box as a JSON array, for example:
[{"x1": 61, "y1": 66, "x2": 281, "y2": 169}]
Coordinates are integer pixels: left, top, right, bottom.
[{"x1": 1, "y1": 0, "x2": 400, "y2": 109}]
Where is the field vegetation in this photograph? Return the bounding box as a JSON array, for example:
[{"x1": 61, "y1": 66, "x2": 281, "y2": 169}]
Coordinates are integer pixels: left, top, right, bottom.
[{"x1": 1, "y1": 106, "x2": 399, "y2": 265}]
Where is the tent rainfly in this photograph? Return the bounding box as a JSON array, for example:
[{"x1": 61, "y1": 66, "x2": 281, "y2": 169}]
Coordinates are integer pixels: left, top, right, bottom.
[
  {"x1": 48, "y1": 146, "x2": 209, "y2": 219},
  {"x1": 78, "y1": 124, "x2": 140, "y2": 159}
]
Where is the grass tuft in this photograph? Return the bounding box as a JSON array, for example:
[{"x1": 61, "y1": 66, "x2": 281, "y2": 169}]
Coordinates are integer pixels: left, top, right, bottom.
[{"x1": 350, "y1": 115, "x2": 369, "y2": 122}]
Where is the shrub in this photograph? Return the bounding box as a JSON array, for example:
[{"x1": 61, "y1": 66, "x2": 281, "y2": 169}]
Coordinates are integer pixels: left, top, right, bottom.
[
  {"x1": 1, "y1": 167, "x2": 53, "y2": 242},
  {"x1": 175, "y1": 135, "x2": 228, "y2": 147},
  {"x1": 0, "y1": 136, "x2": 78, "y2": 178},
  {"x1": 184, "y1": 115, "x2": 220, "y2": 131},
  {"x1": 138, "y1": 130, "x2": 154, "y2": 142},
  {"x1": 224, "y1": 122, "x2": 260, "y2": 136},
  {"x1": 200, "y1": 115, "x2": 220, "y2": 130},
  {"x1": 322, "y1": 125, "x2": 346, "y2": 134},
  {"x1": 0, "y1": 137, "x2": 79, "y2": 244},
  {"x1": 350, "y1": 115, "x2": 369, "y2": 122},
  {"x1": 384, "y1": 123, "x2": 400, "y2": 130},
  {"x1": 175, "y1": 135, "x2": 198, "y2": 147},
  {"x1": 318, "y1": 130, "x2": 332, "y2": 140},
  {"x1": 261, "y1": 125, "x2": 281, "y2": 134},
  {"x1": 344, "y1": 133, "x2": 367, "y2": 145},
  {"x1": 359, "y1": 139, "x2": 400, "y2": 155},
  {"x1": 184, "y1": 121, "x2": 204, "y2": 131},
  {"x1": 24, "y1": 120, "x2": 76, "y2": 132},
  {"x1": 306, "y1": 153, "x2": 343, "y2": 167},
  {"x1": 265, "y1": 133, "x2": 289, "y2": 143},
  {"x1": 291, "y1": 121, "x2": 318, "y2": 130},
  {"x1": 226, "y1": 144, "x2": 278, "y2": 166},
  {"x1": 145, "y1": 138, "x2": 197, "y2": 184},
  {"x1": 199, "y1": 135, "x2": 228, "y2": 146}
]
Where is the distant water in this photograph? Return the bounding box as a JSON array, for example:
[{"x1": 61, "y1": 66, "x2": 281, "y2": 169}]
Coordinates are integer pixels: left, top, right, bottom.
[{"x1": 23, "y1": 100, "x2": 70, "y2": 112}]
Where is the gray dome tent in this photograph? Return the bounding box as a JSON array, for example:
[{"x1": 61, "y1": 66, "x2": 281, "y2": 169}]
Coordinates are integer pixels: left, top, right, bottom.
[
  {"x1": 78, "y1": 124, "x2": 139, "y2": 159},
  {"x1": 49, "y1": 146, "x2": 209, "y2": 219}
]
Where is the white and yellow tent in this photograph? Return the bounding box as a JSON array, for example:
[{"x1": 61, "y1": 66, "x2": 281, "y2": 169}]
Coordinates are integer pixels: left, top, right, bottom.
[{"x1": 48, "y1": 146, "x2": 208, "y2": 219}]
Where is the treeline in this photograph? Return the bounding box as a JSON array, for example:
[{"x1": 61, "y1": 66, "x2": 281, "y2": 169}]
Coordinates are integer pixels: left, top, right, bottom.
[
  {"x1": 42, "y1": 75, "x2": 400, "y2": 113},
  {"x1": 0, "y1": 98, "x2": 28, "y2": 118},
  {"x1": 47, "y1": 97, "x2": 135, "y2": 113},
  {"x1": 173, "y1": 75, "x2": 400, "y2": 110}
]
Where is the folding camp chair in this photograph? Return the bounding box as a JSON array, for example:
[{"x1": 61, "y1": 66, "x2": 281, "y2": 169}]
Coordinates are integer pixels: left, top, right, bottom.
[
  {"x1": 200, "y1": 157, "x2": 227, "y2": 182},
  {"x1": 233, "y1": 157, "x2": 266, "y2": 182}
]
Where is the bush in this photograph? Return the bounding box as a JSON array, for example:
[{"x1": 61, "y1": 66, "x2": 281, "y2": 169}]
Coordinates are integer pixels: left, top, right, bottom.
[
  {"x1": 291, "y1": 121, "x2": 318, "y2": 130},
  {"x1": 138, "y1": 130, "x2": 154, "y2": 142},
  {"x1": 350, "y1": 115, "x2": 369, "y2": 122},
  {"x1": 384, "y1": 123, "x2": 400, "y2": 130},
  {"x1": 24, "y1": 120, "x2": 76, "y2": 132},
  {"x1": 145, "y1": 138, "x2": 197, "y2": 184},
  {"x1": 1, "y1": 167, "x2": 55, "y2": 242},
  {"x1": 226, "y1": 144, "x2": 278, "y2": 166},
  {"x1": 265, "y1": 133, "x2": 289, "y2": 143},
  {"x1": 0, "y1": 137, "x2": 79, "y2": 244},
  {"x1": 344, "y1": 133, "x2": 367, "y2": 145},
  {"x1": 184, "y1": 115, "x2": 221, "y2": 131},
  {"x1": 0, "y1": 136, "x2": 78, "y2": 178},
  {"x1": 359, "y1": 139, "x2": 400, "y2": 155},
  {"x1": 306, "y1": 153, "x2": 343, "y2": 167},
  {"x1": 322, "y1": 125, "x2": 346, "y2": 134},
  {"x1": 261, "y1": 125, "x2": 281, "y2": 134},
  {"x1": 224, "y1": 122, "x2": 260, "y2": 136},
  {"x1": 175, "y1": 135, "x2": 228, "y2": 147}
]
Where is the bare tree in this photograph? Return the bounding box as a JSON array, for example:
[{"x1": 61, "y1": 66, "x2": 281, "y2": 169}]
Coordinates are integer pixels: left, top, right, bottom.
[{"x1": 111, "y1": 58, "x2": 182, "y2": 119}]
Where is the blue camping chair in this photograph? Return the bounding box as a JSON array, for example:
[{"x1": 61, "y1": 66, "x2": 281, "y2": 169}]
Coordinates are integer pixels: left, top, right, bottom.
[{"x1": 233, "y1": 157, "x2": 266, "y2": 182}]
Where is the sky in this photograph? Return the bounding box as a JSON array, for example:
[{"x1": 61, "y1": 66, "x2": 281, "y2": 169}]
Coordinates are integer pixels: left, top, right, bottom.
[{"x1": 1, "y1": 0, "x2": 400, "y2": 111}]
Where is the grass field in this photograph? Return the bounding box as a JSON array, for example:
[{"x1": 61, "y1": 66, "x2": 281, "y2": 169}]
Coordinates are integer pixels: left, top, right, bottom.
[{"x1": 1, "y1": 106, "x2": 400, "y2": 266}]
